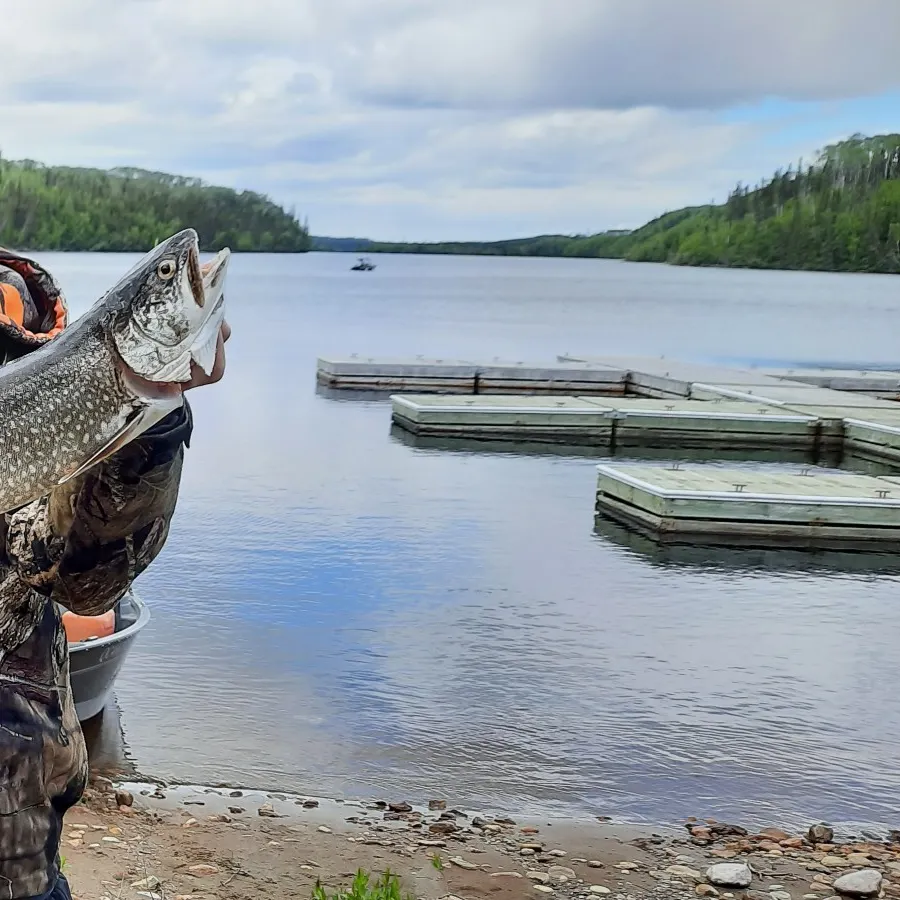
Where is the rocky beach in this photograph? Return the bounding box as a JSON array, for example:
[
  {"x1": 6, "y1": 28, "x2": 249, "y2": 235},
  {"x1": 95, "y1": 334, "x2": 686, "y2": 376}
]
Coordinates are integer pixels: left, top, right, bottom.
[{"x1": 66, "y1": 774, "x2": 900, "y2": 900}]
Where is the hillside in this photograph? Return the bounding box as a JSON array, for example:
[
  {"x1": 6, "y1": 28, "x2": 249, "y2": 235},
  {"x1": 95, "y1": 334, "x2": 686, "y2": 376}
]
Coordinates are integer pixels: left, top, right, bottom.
[
  {"x1": 0, "y1": 159, "x2": 310, "y2": 252},
  {"x1": 316, "y1": 134, "x2": 900, "y2": 274}
]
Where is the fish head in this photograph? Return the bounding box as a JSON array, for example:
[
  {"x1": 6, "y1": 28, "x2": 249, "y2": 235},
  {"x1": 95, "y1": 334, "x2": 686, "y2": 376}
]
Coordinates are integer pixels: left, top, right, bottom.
[{"x1": 110, "y1": 228, "x2": 230, "y2": 383}]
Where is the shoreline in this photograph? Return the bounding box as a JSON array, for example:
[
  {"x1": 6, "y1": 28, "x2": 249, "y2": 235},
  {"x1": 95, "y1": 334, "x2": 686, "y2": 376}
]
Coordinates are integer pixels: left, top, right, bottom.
[{"x1": 66, "y1": 775, "x2": 900, "y2": 900}]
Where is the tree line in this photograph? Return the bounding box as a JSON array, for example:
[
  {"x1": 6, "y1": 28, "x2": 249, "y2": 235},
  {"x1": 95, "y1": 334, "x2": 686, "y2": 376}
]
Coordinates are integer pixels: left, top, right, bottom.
[
  {"x1": 0, "y1": 158, "x2": 310, "y2": 252},
  {"x1": 327, "y1": 133, "x2": 900, "y2": 274}
]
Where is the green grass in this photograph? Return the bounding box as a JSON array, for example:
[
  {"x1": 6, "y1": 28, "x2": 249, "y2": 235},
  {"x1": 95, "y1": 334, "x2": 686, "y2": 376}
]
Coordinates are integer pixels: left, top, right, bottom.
[{"x1": 313, "y1": 870, "x2": 413, "y2": 900}]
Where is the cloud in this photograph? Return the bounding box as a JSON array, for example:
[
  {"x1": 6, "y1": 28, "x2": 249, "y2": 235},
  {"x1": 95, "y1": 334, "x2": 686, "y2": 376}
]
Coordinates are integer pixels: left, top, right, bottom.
[{"x1": 0, "y1": 0, "x2": 896, "y2": 239}]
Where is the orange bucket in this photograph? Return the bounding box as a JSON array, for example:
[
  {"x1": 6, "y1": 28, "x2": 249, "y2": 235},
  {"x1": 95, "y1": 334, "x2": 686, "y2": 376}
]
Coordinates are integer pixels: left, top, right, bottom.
[{"x1": 62, "y1": 610, "x2": 115, "y2": 643}]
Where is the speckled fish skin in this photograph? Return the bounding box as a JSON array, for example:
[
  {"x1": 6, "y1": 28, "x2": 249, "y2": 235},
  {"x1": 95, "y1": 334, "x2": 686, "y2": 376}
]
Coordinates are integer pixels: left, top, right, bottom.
[{"x1": 0, "y1": 228, "x2": 228, "y2": 515}]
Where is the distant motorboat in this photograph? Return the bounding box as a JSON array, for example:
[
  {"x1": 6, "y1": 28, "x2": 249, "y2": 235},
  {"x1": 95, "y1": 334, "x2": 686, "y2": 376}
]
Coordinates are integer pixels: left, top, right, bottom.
[{"x1": 351, "y1": 257, "x2": 376, "y2": 271}]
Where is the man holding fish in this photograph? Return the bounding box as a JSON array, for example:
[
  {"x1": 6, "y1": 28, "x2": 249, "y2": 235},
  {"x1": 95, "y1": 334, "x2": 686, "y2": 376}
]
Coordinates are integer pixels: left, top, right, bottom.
[{"x1": 0, "y1": 230, "x2": 230, "y2": 900}]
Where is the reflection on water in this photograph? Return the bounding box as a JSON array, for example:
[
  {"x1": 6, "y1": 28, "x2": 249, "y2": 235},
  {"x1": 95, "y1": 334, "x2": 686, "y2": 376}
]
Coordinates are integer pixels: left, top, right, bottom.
[
  {"x1": 82, "y1": 697, "x2": 138, "y2": 780},
  {"x1": 389, "y1": 423, "x2": 849, "y2": 467},
  {"x1": 31, "y1": 250, "x2": 900, "y2": 827},
  {"x1": 594, "y1": 516, "x2": 900, "y2": 576}
]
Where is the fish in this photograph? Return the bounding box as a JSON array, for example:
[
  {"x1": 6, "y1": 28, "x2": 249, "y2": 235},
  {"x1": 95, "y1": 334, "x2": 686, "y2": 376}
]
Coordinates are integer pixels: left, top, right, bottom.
[{"x1": 0, "y1": 227, "x2": 229, "y2": 515}]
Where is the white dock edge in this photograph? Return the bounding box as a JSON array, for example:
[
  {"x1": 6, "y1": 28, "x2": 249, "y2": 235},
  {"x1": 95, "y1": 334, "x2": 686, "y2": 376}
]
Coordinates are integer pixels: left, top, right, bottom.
[{"x1": 595, "y1": 464, "x2": 900, "y2": 546}]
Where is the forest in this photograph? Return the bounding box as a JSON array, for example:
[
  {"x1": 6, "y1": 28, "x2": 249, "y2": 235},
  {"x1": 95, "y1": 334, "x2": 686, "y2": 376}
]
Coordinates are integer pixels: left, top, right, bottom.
[
  {"x1": 0, "y1": 159, "x2": 310, "y2": 252},
  {"x1": 342, "y1": 134, "x2": 900, "y2": 274}
]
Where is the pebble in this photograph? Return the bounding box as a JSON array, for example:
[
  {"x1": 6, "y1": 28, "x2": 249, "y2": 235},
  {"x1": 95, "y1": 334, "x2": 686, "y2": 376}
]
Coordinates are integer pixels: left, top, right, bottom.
[
  {"x1": 527, "y1": 873, "x2": 551, "y2": 884},
  {"x1": 548, "y1": 865, "x2": 576, "y2": 884},
  {"x1": 617, "y1": 862, "x2": 640, "y2": 871},
  {"x1": 770, "y1": 892, "x2": 792, "y2": 900},
  {"x1": 303, "y1": 799, "x2": 320, "y2": 809},
  {"x1": 667, "y1": 866, "x2": 704, "y2": 882},
  {"x1": 114, "y1": 790, "x2": 134, "y2": 808},
  {"x1": 135, "y1": 893, "x2": 161, "y2": 900},
  {"x1": 258, "y1": 803, "x2": 280, "y2": 818},
  {"x1": 228, "y1": 806, "x2": 244, "y2": 814},
  {"x1": 809, "y1": 825, "x2": 835, "y2": 844},
  {"x1": 187, "y1": 864, "x2": 220, "y2": 877},
  {"x1": 549, "y1": 849, "x2": 567, "y2": 858},
  {"x1": 449, "y1": 857, "x2": 478, "y2": 871},
  {"x1": 846, "y1": 854, "x2": 870, "y2": 866},
  {"x1": 318, "y1": 826, "x2": 332, "y2": 834},
  {"x1": 821, "y1": 857, "x2": 851, "y2": 869},
  {"x1": 832, "y1": 870, "x2": 883, "y2": 898},
  {"x1": 520, "y1": 848, "x2": 536, "y2": 857},
  {"x1": 590, "y1": 887, "x2": 611, "y2": 895},
  {"x1": 491, "y1": 872, "x2": 523, "y2": 879},
  {"x1": 533, "y1": 886, "x2": 554, "y2": 894},
  {"x1": 813, "y1": 876, "x2": 834, "y2": 885},
  {"x1": 760, "y1": 829, "x2": 791, "y2": 842},
  {"x1": 100, "y1": 837, "x2": 121, "y2": 844},
  {"x1": 131, "y1": 877, "x2": 161, "y2": 891},
  {"x1": 696, "y1": 887, "x2": 719, "y2": 898},
  {"x1": 389, "y1": 802, "x2": 413, "y2": 813},
  {"x1": 706, "y1": 863, "x2": 753, "y2": 888},
  {"x1": 587, "y1": 861, "x2": 604, "y2": 869}
]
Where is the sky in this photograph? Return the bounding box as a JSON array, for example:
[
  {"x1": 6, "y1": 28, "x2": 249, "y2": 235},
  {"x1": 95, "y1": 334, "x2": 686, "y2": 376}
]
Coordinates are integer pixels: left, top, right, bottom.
[{"x1": 1, "y1": 0, "x2": 900, "y2": 242}]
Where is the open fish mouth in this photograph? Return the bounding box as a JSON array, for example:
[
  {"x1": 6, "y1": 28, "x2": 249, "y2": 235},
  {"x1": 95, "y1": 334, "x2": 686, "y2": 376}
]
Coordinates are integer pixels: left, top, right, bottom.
[{"x1": 189, "y1": 247, "x2": 230, "y2": 376}]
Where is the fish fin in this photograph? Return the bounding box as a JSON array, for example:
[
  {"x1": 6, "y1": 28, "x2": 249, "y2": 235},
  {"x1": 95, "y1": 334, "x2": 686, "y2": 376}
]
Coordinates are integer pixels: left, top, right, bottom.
[{"x1": 58, "y1": 397, "x2": 183, "y2": 485}]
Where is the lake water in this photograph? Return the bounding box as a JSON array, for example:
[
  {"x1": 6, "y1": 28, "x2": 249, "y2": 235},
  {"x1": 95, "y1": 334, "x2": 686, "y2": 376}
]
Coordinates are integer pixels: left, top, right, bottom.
[{"x1": 36, "y1": 250, "x2": 900, "y2": 829}]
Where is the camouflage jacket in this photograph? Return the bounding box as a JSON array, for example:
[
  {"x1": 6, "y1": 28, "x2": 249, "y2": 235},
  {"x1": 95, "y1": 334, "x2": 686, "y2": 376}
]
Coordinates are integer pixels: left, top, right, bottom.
[{"x1": 0, "y1": 252, "x2": 191, "y2": 899}]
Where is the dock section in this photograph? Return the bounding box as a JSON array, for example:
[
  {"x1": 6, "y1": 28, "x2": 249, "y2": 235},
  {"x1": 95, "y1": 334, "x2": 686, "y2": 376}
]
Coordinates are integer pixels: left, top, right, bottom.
[
  {"x1": 557, "y1": 355, "x2": 790, "y2": 397},
  {"x1": 842, "y1": 415, "x2": 900, "y2": 463},
  {"x1": 595, "y1": 464, "x2": 900, "y2": 547},
  {"x1": 391, "y1": 395, "x2": 821, "y2": 450},
  {"x1": 689, "y1": 382, "x2": 900, "y2": 409},
  {"x1": 391, "y1": 395, "x2": 615, "y2": 443},
  {"x1": 317, "y1": 357, "x2": 627, "y2": 394},
  {"x1": 763, "y1": 367, "x2": 900, "y2": 397}
]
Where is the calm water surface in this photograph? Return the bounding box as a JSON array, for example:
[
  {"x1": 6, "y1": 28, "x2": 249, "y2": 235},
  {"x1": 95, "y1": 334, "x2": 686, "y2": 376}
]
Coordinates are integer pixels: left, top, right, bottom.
[{"x1": 36, "y1": 251, "x2": 900, "y2": 828}]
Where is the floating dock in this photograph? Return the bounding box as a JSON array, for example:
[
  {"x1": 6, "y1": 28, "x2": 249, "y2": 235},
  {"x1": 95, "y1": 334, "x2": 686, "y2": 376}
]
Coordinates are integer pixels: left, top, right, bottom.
[
  {"x1": 317, "y1": 357, "x2": 627, "y2": 394},
  {"x1": 843, "y1": 416, "x2": 900, "y2": 464},
  {"x1": 595, "y1": 464, "x2": 900, "y2": 547},
  {"x1": 391, "y1": 395, "x2": 822, "y2": 450},
  {"x1": 689, "y1": 382, "x2": 899, "y2": 408},
  {"x1": 763, "y1": 367, "x2": 900, "y2": 397},
  {"x1": 390, "y1": 395, "x2": 615, "y2": 443},
  {"x1": 557, "y1": 355, "x2": 789, "y2": 398}
]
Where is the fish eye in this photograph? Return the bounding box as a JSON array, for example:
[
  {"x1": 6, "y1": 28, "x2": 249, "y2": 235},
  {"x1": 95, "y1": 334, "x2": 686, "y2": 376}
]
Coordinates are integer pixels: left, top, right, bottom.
[{"x1": 157, "y1": 259, "x2": 177, "y2": 281}]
